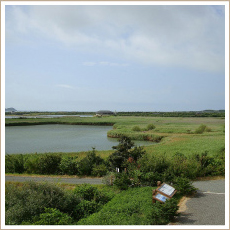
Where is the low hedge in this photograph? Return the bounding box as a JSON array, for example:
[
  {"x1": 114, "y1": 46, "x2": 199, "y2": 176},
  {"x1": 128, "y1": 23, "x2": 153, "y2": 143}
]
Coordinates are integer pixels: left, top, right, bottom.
[{"x1": 77, "y1": 186, "x2": 179, "y2": 225}]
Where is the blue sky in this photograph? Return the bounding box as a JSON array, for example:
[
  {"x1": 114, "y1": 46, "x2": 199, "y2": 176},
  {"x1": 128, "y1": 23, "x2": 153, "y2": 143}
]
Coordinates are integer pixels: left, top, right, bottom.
[{"x1": 4, "y1": 3, "x2": 226, "y2": 112}]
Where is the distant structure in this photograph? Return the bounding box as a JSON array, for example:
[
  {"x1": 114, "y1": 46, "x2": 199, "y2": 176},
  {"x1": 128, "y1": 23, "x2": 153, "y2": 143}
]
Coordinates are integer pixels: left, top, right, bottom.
[
  {"x1": 95, "y1": 110, "x2": 115, "y2": 116},
  {"x1": 5, "y1": 107, "x2": 17, "y2": 113}
]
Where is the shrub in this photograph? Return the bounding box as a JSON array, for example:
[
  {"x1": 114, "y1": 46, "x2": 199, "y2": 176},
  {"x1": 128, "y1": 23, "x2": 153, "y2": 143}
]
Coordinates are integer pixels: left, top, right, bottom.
[
  {"x1": 59, "y1": 156, "x2": 78, "y2": 175},
  {"x1": 194, "y1": 124, "x2": 211, "y2": 134},
  {"x1": 92, "y1": 164, "x2": 108, "y2": 177},
  {"x1": 5, "y1": 181, "x2": 80, "y2": 225},
  {"x1": 128, "y1": 169, "x2": 143, "y2": 187},
  {"x1": 146, "y1": 123, "x2": 156, "y2": 131},
  {"x1": 24, "y1": 154, "x2": 40, "y2": 174},
  {"x1": 132, "y1": 126, "x2": 141, "y2": 131},
  {"x1": 73, "y1": 184, "x2": 114, "y2": 219},
  {"x1": 205, "y1": 127, "x2": 212, "y2": 132},
  {"x1": 74, "y1": 184, "x2": 99, "y2": 201},
  {"x1": 38, "y1": 154, "x2": 62, "y2": 174},
  {"x1": 139, "y1": 172, "x2": 157, "y2": 186},
  {"x1": 78, "y1": 148, "x2": 104, "y2": 176},
  {"x1": 167, "y1": 152, "x2": 200, "y2": 180},
  {"x1": 76, "y1": 200, "x2": 100, "y2": 219},
  {"x1": 5, "y1": 154, "x2": 25, "y2": 174},
  {"x1": 172, "y1": 177, "x2": 197, "y2": 196},
  {"x1": 151, "y1": 198, "x2": 179, "y2": 224},
  {"x1": 113, "y1": 172, "x2": 131, "y2": 190},
  {"x1": 24, "y1": 208, "x2": 73, "y2": 225},
  {"x1": 77, "y1": 187, "x2": 178, "y2": 225}
]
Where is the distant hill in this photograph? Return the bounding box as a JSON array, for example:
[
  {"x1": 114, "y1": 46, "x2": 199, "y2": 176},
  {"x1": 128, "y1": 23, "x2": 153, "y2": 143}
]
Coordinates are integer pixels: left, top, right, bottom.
[{"x1": 5, "y1": 107, "x2": 17, "y2": 112}]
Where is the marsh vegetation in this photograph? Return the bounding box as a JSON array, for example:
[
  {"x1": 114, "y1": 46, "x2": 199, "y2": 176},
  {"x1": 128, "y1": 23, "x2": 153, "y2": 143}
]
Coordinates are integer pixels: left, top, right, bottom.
[{"x1": 5, "y1": 114, "x2": 225, "y2": 225}]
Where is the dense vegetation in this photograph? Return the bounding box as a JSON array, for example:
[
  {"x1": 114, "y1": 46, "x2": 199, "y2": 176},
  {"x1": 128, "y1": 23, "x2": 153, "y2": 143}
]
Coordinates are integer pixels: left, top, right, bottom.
[
  {"x1": 77, "y1": 186, "x2": 179, "y2": 225},
  {"x1": 116, "y1": 110, "x2": 225, "y2": 117},
  {"x1": 6, "y1": 143, "x2": 225, "y2": 179},
  {"x1": 5, "y1": 115, "x2": 225, "y2": 225},
  {"x1": 6, "y1": 110, "x2": 225, "y2": 117},
  {"x1": 5, "y1": 182, "x2": 118, "y2": 225},
  {"x1": 6, "y1": 116, "x2": 225, "y2": 179},
  {"x1": 6, "y1": 181, "x2": 188, "y2": 225}
]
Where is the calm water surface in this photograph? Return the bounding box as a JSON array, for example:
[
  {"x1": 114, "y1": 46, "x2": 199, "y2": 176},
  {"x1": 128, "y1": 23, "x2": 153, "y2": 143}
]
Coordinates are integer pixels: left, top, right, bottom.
[{"x1": 5, "y1": 125, "x2": 154, "y2": 154}]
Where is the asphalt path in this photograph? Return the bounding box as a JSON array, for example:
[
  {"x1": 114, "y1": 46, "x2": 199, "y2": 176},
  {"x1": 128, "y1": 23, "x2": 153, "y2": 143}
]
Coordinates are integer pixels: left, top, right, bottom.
[
  {"x1": 172, "y1": 179, "x2": 226, "y2": 225},
  {"x1": 5, "y1": 175, "x2": 103, "y2": 184}
]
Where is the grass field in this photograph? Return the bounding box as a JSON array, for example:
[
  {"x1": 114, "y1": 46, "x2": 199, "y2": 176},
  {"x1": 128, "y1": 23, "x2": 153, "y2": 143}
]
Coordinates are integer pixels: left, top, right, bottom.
[{"x1": 5, "y1": 115, "x2": 225, "y2": 158}]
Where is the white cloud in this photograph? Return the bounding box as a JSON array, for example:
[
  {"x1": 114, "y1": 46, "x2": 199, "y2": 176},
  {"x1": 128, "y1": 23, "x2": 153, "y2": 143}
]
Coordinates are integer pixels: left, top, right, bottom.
[{"x1": 6, "y1": 4, "x2": 225, "y2": 73}]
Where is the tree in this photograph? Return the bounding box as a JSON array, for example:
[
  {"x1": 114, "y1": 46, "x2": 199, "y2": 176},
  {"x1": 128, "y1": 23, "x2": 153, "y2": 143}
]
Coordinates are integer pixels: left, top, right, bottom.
[{"x1": 108, "y1": 135, "x2": 146, "y2": 172}]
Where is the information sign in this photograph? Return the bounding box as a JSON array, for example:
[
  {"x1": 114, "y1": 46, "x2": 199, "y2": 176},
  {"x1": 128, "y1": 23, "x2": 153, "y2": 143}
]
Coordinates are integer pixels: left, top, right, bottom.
[
  {"x1": 153, "y1": 192, "x2": 169, "y2": 203},
  {"x1": 156, "y1": 183, "x2": 177, "y2": 198}
]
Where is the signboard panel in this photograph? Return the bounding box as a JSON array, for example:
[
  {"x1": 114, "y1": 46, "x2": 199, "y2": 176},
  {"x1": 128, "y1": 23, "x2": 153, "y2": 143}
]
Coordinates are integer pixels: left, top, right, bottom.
[
  {"x1": 153, "y1": 192, "x2": 169, "y2": 203},
  {"x1": 156, "y1": 183, "x2": 177, "y2": 198}
]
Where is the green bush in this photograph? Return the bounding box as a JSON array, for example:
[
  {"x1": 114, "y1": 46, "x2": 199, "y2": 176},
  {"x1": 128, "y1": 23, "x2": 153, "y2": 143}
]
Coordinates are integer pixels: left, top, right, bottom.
[
  {"x1": 113, "y1": 172, "x2": 131, "y2": 190},
  {"x1": 59, "y1": 156, "x2": 78, "y2": 175},
  {"x1": 146, "y1": 123, "x2": 156, "y2": 131},
  {"x1": 78, "y1": 187, "x2": 179, "y2": 225},
  {"x1": 78, "y1": 149, "x2": 104, "y2": 176},
  {"x1": 24, "y1": 154, "x2": 40, "y2": 174},
  {"x1": 38, "y1": 154, "x2": 62, "y2": 174},
  {"x1": 5, "y1": 181, "x2": 80, "y2": 225},
  {"x1": 139, "y1": 171, "x2": 156, "y2": 186},
  {"x1": 132, "y1": 126, "x2": 141, "y2": 131},
  {"x1": 5, "y1": 154, "x2": 25, "y2": 174},
  {"x1": 24, "y1": 208, "x2": 73, "y2": 225},
  {"x1": 76, "y1": 200, "x2": 100, "y2": 219},
  {"x1": 74, "y1": 184, "x2": 112, "y2": 204},
  {"x1": 24, "y1": 153, "x2": 62, "y2": 175},
  {"x1": 172, "y1": 177, "x2": 197, "y2": 196},
  {"x1": 167, "y1": 152, "x2": 201, "y2": 180},
  {"x1": 194, "y1": 124, "x2": 211, "y2": 134},
  {"x1": 92, "y1": 164, "x2": 108, "y2": 177},
  {"x1": 74, "y1": 184, "x2": 99, "y2": 201},
  {"x1": 73, "y1": 184, "x2": 114, "y2": 219},
  {"x1": 151, "y1": 199, "x2": 179, "y2": 224}
]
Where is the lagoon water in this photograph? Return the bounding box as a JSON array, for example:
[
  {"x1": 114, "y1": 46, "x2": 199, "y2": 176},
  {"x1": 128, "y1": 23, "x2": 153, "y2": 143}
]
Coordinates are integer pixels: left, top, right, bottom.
[{"x1": 5, "y1": 124, "x2": 153, "y2": 154}]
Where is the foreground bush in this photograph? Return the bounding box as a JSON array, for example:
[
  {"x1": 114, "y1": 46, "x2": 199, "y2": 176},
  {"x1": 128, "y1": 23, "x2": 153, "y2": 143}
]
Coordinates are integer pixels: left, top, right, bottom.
[
  {"x1": 5, "y1": 181, "x2": 79, "y2": 225},
  {"x1": 151, "y1": 199, "x2": 179, "y2": 224},
  {"x1": 172, "y1": 177, "x2": 197, "y2": 196},
  {"x1": 5, "y1": 182, "x2": 116, "y2": 225},
  {"x1": 23, "y1": 208, "x2": 73, "y2": 225},
  {"x1": 77, "y1": 186, "x2": 179, "y2": 225}
]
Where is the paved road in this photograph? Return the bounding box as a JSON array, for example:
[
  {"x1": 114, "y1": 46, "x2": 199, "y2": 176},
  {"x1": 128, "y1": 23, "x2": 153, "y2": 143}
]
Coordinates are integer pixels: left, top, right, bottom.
[
  {"x1": 172, "y1": 179, "x2": 226, "y2": 225},
  {"x1": 5, "y1": 175, "x2": 103, "y2": 185}
]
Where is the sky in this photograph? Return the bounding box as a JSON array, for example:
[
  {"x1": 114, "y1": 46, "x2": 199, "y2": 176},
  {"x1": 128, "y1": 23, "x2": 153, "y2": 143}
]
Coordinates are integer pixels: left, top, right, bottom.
[{"x1": 3, "y1": 3, "x2": 226, "y2": 112}]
